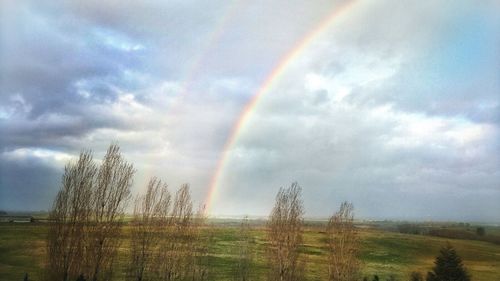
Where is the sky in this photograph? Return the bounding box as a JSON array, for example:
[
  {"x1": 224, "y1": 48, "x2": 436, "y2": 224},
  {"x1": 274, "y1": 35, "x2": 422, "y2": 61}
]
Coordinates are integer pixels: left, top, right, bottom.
[{"x1": 1, "y1": 0, "x2": 499, "y2": 221}]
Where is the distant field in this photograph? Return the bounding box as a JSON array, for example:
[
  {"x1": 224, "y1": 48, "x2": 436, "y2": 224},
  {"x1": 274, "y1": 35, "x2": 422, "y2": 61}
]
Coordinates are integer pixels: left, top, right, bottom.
[{"x1": 1, "y1": 222, "x2": 499, "y2": 281}]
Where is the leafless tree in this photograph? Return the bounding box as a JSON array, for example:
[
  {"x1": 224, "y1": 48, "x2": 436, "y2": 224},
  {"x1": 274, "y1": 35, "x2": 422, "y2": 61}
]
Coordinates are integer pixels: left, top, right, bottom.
[
  {"x1": 234, "y1": 217, "x2": 255, "y2": 281},
  {"x1": 152, "y1": 184, "x2": 212, "y2": 281},
  {"x1": 266, "y1": 182, "x2": 304, "y2": 281},
  {"x1": 86, "y1": 144, "x2": 135, "y2": 281},
  {"x1": 326, "y1": 202, "x2": 360, "y2": 281},
  {"x1": 128, "y1": 177, "x2": 171, "y2": 281},
  {"x1": 47, "y1": 151, "x2": 96, "y2": 281},
  {"x1": 192, "y1": 204, "x2": 211, "y2": 281},
  {"x1": 47, "y1": 144, "x2": 134, "y2": 281},
  {"x1": 156, "y1": 184, "x2": 195, "y2": 281},
  {"x1": 47, "y1": 144, "x2": 214, "y2": 281}
]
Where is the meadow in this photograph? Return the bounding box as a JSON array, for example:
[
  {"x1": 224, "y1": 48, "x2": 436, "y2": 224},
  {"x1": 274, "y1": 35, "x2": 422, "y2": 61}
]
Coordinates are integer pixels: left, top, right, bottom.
[{"x1": 1, "y1": 221, "x2": 499, "y2": 281}]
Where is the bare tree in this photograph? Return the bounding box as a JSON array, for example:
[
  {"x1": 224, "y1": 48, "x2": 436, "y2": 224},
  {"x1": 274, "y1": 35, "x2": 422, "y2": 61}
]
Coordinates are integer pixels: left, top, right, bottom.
[
  {"x1": 152, "y1": 184, "x2": 212, "y2": 281},
  {"x1": 326, "y1": 202, "x2": 360, "y2": 281},
  {"x1": 234, "y1": 217, "x2": 255, "y2": 281},
  {"x1": 128, "y1": 177, "x2": 170, "y2": 281},
  {"x1": 85, "y1": 144, "x2": 135, "y2": 281},
  {"x1": 266, "y1": 182, "x2": 304, "y2": 281},
  {"x1": 47, "y1": 144, "x2": 215, "y2": 281},
  {"x1": 47, "y1": 150, "x2": 96, "y2": 281},
  {"x1": 156, "y1": 184, "x2": 194, "y2": 281},
  {"x1": 192, "y1": 204, "x2": 211, "y2": 281}
]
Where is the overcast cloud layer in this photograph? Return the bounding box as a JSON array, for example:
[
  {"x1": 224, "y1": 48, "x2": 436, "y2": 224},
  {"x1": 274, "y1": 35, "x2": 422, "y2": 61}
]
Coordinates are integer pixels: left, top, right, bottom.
[{"x1": 1, "y1": 0, "x2": 499, "y2": 221}]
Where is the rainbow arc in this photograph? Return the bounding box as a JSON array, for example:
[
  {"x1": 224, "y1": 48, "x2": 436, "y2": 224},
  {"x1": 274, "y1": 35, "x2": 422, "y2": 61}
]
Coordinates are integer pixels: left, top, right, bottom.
[{"x1": 205, "y1": 0, "x2": 359, "y2": 213}]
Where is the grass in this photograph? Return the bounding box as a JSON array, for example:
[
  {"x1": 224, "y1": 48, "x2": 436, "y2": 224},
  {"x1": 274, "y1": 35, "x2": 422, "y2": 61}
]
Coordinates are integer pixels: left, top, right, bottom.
[
  {"x1": 358, "y1": 229, "x2": 500, "y2": 280},
  {"x1": 0, "y1": 224, "x2": 47, "y2": 281},
  {"x1": 1, "y1": 222, "x2": 499, "y2": 281}
]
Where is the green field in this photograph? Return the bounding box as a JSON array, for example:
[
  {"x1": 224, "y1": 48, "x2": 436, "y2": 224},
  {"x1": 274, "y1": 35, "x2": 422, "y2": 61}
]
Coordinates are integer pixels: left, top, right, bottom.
[{"x1": 1, "y1": 222, "x2": 499, "y2": 281}]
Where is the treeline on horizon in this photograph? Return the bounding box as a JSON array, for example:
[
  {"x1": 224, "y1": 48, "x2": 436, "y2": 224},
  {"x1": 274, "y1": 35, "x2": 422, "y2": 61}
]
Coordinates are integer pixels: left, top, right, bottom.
[{"x1": 33, "y1": 144, "x2": 471, "y2": 281}]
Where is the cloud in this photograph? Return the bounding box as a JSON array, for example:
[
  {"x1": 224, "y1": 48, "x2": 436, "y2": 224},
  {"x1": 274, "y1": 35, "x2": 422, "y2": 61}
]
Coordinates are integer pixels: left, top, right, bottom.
[
  {"x1": 0, "y1": 148, "x2": 69, "y2": 211},
  {"x1": 212, "y1": 0, "x2": 500, "y2": 220},
  {"x1": 0, "y1": 0, "x2": 499, "y2": 220},
  {"x1": 327, "y1": 0, "x2": 500, "y2": 124}
]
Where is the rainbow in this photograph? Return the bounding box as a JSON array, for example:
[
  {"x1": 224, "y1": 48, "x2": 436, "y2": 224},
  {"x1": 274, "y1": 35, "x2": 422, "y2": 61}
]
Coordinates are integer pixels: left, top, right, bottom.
[
  {"x1": 142, "y1": 0, "x2": 246, "y2": 185},
  {"x1": 180, "y1": 0, "x2": 247, "y2": 94},
  {"x1": 205, "y1": 0, "x2": 358, "y2": 213}
]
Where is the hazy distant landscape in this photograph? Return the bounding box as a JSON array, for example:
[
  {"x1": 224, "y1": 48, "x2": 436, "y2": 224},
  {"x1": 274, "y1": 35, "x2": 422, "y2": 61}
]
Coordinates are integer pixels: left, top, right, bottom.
[{"x1": 2, "y1": 216, "x2": 500, "y2": 281}]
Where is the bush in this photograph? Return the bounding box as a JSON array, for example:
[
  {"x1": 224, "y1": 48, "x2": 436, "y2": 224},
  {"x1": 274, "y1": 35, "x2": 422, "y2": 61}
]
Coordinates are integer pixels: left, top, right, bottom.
[
  {"x1": 476, "y1": 227, "x2": 485, "y2": 236},
  {"x1": 397, "y1": 224, "x2": 422, "y2": 235},
  {"x1": 409, "y1": 272, "x2": 423, "y2": 281},
  {"x1": 426, "y1": 244, "x2": 470, "y2": 281}
]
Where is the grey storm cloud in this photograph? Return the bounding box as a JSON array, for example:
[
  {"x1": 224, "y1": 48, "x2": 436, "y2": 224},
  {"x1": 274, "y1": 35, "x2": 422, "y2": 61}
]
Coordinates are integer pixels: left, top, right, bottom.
[
  {"x1": 0, "y1": 151, "x2": 62, "y2": 211},
  {"x1": 0, "y1": 0, "x2": 499, "y2": 221},
  {"x1": 1, "y1": 1, "x2": 151, "y2": 153}
]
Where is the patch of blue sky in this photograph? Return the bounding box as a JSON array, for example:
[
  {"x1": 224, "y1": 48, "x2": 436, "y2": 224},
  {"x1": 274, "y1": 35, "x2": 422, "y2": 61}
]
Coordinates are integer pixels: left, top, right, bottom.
[
  {"x1": 426, "y1": 9, "x2": 497, "y2": 81},
  {"x1": 75, "y1": 27, "x2": 153, "y2": 95},
  {"x1": 407, "y1": 10, "x2": 498, "y2": 100}
]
